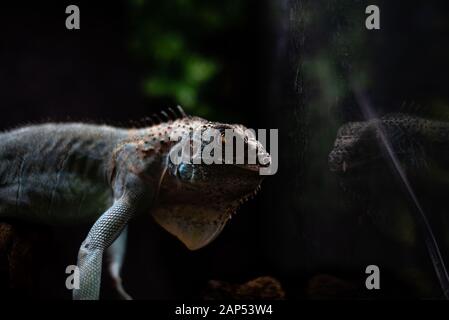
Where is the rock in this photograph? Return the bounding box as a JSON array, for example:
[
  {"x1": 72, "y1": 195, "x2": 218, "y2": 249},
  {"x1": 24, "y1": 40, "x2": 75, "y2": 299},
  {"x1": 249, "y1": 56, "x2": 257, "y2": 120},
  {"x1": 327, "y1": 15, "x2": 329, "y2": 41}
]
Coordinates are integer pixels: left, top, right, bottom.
[{"x1": 204, "y1": 276, "x2": 285, "y2": 300}]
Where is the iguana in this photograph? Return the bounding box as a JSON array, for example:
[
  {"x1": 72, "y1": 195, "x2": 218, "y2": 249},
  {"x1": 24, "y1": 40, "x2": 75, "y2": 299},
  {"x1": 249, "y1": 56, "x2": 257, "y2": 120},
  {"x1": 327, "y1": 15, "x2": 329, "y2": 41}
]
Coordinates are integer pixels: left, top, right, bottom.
[
  {"x1": 328, "y1": 113, "x2": 449, "y2": 298},
  {"x1": 0, "y1": 106, "x2": 270, "y2": 300},
  {"x1": 328, "y1": 113, "x2": 449, "y2": 174}
]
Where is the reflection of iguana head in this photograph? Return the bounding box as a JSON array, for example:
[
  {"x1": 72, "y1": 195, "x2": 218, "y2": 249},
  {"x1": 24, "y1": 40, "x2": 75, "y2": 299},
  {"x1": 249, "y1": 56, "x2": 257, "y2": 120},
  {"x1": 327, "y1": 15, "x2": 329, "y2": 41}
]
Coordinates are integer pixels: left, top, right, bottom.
[
  {"x1": 329, "y1": 114, "x2": 429, "y2": 174},
  {"x1": 140, "y1": 109, "x2": 270, "y2": 250}
]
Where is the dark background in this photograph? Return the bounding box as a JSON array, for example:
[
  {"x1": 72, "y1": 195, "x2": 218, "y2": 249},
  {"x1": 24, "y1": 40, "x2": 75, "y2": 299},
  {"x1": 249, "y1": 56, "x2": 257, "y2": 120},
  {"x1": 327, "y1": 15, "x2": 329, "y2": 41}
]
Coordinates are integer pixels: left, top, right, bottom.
[{"x1": 1, "y1": 0, "x2": 449, "y2": 299}]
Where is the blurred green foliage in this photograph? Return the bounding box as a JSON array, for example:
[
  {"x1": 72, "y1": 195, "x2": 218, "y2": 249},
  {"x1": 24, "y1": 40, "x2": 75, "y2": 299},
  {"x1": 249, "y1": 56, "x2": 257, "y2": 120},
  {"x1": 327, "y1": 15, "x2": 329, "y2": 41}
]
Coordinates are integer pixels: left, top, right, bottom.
[{"x1": 127, "y1": 0, "x2": 245, "y2": 116}]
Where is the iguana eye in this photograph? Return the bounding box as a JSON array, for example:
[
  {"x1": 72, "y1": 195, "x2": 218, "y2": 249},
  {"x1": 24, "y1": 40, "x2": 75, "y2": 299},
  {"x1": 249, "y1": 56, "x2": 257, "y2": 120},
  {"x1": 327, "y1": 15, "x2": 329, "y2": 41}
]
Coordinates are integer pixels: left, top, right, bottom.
[{"x1": 177, "y1": 163, "x2": 192, "y2": 181}]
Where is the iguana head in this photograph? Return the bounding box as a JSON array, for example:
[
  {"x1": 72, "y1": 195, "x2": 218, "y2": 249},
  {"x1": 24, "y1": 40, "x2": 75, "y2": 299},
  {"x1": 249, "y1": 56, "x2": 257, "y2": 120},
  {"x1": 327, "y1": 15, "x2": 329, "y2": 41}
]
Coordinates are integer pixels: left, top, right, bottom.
[
  {"x1": 329, "y1": 114, "x2": 426, "y2": 174},
  {"x1": 141, "y1": 109, "x2": 270, "y2": 250},
  {"x1": 328, "y1": 120, "x2": 377, "y2": 174}
]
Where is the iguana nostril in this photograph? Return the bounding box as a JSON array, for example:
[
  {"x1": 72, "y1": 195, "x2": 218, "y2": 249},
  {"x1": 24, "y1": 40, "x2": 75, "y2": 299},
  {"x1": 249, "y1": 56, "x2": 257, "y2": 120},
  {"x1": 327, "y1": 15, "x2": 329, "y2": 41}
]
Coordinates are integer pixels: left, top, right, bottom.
[{"x1": 259, "y1": 154, "x2": 271, "y2": 167}]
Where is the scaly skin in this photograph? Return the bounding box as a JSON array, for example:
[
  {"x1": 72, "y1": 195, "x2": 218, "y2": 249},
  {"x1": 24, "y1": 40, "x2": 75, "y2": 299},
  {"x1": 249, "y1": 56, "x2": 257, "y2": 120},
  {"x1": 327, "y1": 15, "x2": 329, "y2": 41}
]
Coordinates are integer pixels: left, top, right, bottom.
[
  {"x1": 328, "y1": 113, "x2": 449, "y2": 174},
  {"x1": 0, "y1": 106, "x2": 271, "y2": 300},
  {"x1": 328, "y1": 113, "x2": 449, "y2": 298}
]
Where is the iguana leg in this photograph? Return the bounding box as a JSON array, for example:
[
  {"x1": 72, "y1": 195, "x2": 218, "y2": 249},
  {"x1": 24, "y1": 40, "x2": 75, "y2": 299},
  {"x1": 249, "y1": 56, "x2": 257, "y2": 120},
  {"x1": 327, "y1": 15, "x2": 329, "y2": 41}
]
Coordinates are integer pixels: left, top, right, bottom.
[
  {"x1": 73, "y1": 195, "x2": 138, "y2": 300},
  {"x1": 106, "y1": 226, "x2": 132, "y2": 300}
]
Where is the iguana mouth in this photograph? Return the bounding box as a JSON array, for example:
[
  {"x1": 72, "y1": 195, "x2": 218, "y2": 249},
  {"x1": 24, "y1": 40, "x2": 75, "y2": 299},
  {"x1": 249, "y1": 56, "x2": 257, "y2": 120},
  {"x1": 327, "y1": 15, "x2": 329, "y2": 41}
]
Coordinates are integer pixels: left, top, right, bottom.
[
  {"x1": 233, "y1": 155, "x2": 271, "y2": 173},
  {"x1": 235, "y1": 157, "x2": 270, "y2": 171},
  {"x1": 235, "y1": 164, "x2": 261, "y2": 172}
]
